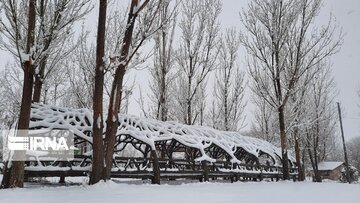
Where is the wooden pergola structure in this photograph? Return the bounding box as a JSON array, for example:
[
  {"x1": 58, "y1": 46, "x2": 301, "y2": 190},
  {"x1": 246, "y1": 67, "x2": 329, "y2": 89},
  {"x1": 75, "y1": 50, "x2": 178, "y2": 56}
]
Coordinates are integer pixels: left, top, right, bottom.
[{"x1": 24, "y1": 103, "x2": 298, "y2": 183}]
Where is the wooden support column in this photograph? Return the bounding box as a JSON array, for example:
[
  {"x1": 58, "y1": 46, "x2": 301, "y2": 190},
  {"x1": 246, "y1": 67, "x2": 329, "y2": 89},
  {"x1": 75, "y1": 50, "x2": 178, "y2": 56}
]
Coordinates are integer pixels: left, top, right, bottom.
[
  {"x1": 201, "y1": 160, "x2": 209, "y2": 182},
  {"x1": 59, "y1": 176, "x2": 65, "y2": 184},
  {"x1": 59, "y1": 161, "x2": 65, "y2": 183},
  {"x1": 151, "y1": 150, "x2": 160, "y2": 184},
  {"x1": 259, "y1": 165, "x2": 263, "y2": 181}
]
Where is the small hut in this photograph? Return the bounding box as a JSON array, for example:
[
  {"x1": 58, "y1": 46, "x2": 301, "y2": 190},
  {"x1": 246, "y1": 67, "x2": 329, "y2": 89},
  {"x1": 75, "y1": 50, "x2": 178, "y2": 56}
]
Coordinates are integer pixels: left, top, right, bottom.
[{"x1": 316, "y1": 161, "x2": 345, "y2": 181}]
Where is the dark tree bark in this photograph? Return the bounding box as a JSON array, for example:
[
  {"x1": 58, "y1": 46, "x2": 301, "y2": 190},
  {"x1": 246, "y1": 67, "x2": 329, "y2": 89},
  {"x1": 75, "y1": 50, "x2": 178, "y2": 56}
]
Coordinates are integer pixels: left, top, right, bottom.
[
  {"x1": 278, "y1": 106, "x2": 289, "y2": 180},
  {"x1": 159, "y1": 75, "x2": 167, "y2": 121},
  {"x1": 187, "y1": 75, "x2": 192, "y2": 125},
  {"x1": 158, "y1": 50, "x2": 168, "y2": 121},
  {"x1": 308, "y1": 148, "x2": 322, "y2": 182},
  {"x1": 151, "y1": 150, "x2": 160, "y2": 184},
  {"x1": 33, "y1": 61, "x2": 46, "y2": 102},
  {"x1": 312, "y1": 121, "x2": 322, "y2": 182},
  {"x1": 201, "y1": 160, "x2": 209, "y2": 182},
  {"x1": 1, "y1": 0, "x2": 37, "y2": 189},
  {"x1": 90, "y1": 0, "x2": 107, "y2": 185},
  {"x1": 306, "y1": 127, "x2": 322, "y2": 182},
  {"x1": 294, "y1": 131, "x2": 304, "y2": 181}
]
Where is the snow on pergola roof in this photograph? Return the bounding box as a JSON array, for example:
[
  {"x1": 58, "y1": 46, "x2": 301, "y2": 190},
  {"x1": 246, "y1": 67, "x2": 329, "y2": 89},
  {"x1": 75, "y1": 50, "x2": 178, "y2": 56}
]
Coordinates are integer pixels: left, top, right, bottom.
[
  {"x1": 117, "y1": 115, "x2": 295, "y2": 164},
  {"x1": 30, "y1": 103, "x2": 295, "y2": 165},
  {"x1": 30, "y1": 103, "x2": 93, "y2": 143}
]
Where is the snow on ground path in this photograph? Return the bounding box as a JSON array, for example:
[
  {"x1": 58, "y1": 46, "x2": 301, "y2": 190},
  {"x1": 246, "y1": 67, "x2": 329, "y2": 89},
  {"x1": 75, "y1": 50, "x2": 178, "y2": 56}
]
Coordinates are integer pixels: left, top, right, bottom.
[{"x1": 0, "y1": 179, "x2": 359, "y2": 203}]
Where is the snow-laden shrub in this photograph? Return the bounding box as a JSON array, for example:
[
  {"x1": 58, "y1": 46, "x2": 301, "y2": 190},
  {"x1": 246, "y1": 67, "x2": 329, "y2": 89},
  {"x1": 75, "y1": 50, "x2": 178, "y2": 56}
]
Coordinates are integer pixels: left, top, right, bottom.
[{"x1": 340, "y1": 166, "x2": 359, "y2": 183}]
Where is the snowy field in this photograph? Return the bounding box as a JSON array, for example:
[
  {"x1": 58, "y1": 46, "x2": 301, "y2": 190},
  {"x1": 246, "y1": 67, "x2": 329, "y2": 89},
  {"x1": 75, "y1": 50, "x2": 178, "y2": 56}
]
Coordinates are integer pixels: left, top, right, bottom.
[{"x1": 0, "y1": 176, "x2": 359, "y2": 203}]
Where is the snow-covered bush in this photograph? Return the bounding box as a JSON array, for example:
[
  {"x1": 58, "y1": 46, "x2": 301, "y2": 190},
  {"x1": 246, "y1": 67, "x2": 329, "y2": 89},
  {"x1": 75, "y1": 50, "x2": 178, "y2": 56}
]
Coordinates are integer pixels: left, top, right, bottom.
[{"x1": 340, "y1": 166, "x2": 359, "y2": 183}]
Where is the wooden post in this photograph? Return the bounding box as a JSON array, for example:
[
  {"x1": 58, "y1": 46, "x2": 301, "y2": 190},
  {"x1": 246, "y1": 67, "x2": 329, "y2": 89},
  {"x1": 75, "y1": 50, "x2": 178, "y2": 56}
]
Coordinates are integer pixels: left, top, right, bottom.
[
  {"x1": 59, "y1": 161, "x2": 66, "y2": 183},
  {"x1": 151, "y1": 150, "x2": 160, "y2": 184},
  {"x1": 337, "y1": 102, "x2": 351, "y2": 184},
  {"x1": 59, "y1": 176, "x2": 65, "y2": 184}
]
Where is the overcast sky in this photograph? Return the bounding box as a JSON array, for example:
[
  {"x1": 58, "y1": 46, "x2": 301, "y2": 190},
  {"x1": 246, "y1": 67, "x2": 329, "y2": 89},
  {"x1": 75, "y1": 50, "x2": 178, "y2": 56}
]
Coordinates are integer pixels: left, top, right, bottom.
[
  {"x1": 0, "y1": 0, "x2": 359, "y2": 140},
  {"x1": 219, "y1": 0, "x2": 360, "y2": 140}
]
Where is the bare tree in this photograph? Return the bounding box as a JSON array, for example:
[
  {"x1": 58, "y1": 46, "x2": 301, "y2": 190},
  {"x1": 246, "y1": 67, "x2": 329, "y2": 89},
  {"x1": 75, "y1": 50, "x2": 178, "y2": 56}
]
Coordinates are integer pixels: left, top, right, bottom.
[
  {"x1": 303, "y1": 64, "x2": 338, "y2": 182},
  {"x1": 211, "y1": 28, "x2": 246, "y2": 131},
  {"x1": 241, "y1": 0, "x2": 342, "y2": 179},
  {"x1": 41, "y1": 65, "x2": 67, "y2": 105},
  {"x1": 0, "y1": 64, "x2": 22, "y2": 129},
  {"x1": 61, "y1": 8, "x2": 128, "y2": 110},
  {"x1": 347, "y1": 137, "x2": 360, "y2": 171},
  {"x1": 0, "y1": 0, "x2": 92, "y2": 188},
  {"x1": 251, "y1": 97, "x2": 278, "y2": 144},
  {"x1": 0, "y1": 0, "x2": 93, "y2": 103},
  {"x1": 32, "y1": 0, "x2": 92, "y2": 102},
  {"x1": 174, "y1": 0, "x2": 221, "y2": 125},
  {"x1": 197, "y1": 82, "x2": 207, "y2": 126},
  {"x1": 62, "y1": 32, "x2": 95, "y2": 109},
  {"x1": 102, "y1": 0, "x2": 163, "y2": 181},
  {"x1": 148, "y1": 0, "x2": 178, "y2": 121}
]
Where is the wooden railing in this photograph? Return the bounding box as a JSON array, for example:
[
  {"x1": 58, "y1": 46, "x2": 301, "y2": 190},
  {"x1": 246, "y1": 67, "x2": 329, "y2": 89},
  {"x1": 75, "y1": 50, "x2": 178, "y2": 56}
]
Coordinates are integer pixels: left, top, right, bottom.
[{"x1": 22, "y1": 155, "x2": 298, "y2": 183}]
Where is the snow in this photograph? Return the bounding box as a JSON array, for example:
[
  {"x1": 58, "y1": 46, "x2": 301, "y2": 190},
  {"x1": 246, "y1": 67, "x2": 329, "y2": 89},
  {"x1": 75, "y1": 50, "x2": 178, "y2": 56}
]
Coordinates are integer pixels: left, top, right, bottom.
[
  {"x1": 25, "y1": 166, "x2": 71, "y2": 171},
  {"x1": 30, "y1": 103, "x2": 93, "y2": 143},
  {"x1": 29, "y1": 103, "x2": 295, "y2": 166},
  {"x1": 96, "y1": 116, "x2": 101, "y2": 129},
  {"x1": 318, "y1": 162, "x2": 344, "y2": 171},
  {"x1": 195, "y1": 155, "x2": 216, "y2": 163},
  {"x1": 0, "y1": 176, "x2": 359, "y2": 203},
  {"x1": 20, "y1": 49, "x2": 31, "y2": 63},
  {"x1": 117, "y1": 114, "x2": 296, "y2": 165},
  {"x1": 133, "y1": 4, "x2": 141, "y2": 14}
]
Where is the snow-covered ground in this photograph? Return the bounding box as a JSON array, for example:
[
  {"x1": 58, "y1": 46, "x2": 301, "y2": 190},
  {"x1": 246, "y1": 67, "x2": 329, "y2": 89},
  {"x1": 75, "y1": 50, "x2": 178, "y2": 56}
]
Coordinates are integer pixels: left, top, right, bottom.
[{"x1": 0, "y1": 176, "x2": 359, "y2": 203}]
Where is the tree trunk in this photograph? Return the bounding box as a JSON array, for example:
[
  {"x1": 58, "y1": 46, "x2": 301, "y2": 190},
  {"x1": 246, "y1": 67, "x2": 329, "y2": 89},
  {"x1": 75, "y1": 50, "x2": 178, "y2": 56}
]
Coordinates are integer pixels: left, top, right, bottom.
[
  {"x1": 103, "y1": 67, "x2": 126, "y2": 180},
  {"x1": 278, "y1": 106, "x2": 289, "y2": 180},
  {"x1": 294, "y1": 131, "x2": 304, "y2": 181},
  {"x1": 33, "y1": 1, "x2": 46, "y2": 103},
  {"x1": 90, "y1": 0, "x2": 107, "y2": 185},
  {"x1": 312, "y1": 118, "x2": 322, "y2": 182},
  {"x1": 0, "y1": 0, "x2": 37, "y2": 189},
  {"x1": 308, "y1": 147, "x2": 322, "y2": 182},
  {"x1": 33, "y1": 60, "x2": 46, "y2": 102},
  {"x1": 102, "y1": 0, "x2": 139, "y2": 180},
  {"x1": 224, "y1": 78, "x2": 229, "y2": 131},
  {"x1": 202, "y1": 160, "x2": 209, "y2": 182},
  {"x1": 313, "y1": 146, "x2": 322, "y2": 182},
  {"x1": 9, "y1": 65, "x2": 34, "y2": 187},
  {"x1": 159, "y1": 66, "x2": 167, "y2": 121},
  {"x1": 187, "y1": 75, "x2": 192, "y2": 125},
  {"x1": 158, "y1": 27, "x2": 168, "y2": 122}
]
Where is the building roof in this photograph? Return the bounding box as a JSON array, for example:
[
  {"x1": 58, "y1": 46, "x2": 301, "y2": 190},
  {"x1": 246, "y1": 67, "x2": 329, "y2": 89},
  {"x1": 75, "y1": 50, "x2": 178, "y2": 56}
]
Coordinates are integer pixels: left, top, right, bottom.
[{"x1": 317, "y1": 161, "x2": 344, "y2": 171}]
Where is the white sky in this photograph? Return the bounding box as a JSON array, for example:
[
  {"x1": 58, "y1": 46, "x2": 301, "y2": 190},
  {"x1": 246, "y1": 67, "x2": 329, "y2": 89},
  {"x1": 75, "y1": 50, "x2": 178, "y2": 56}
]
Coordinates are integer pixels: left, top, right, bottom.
[
  {"x1": 0, "y1": 0, "x2": 359, "y2": 140},
  {"x1": 219, "y1": 0, "x2": 360, "y2": 140}
]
